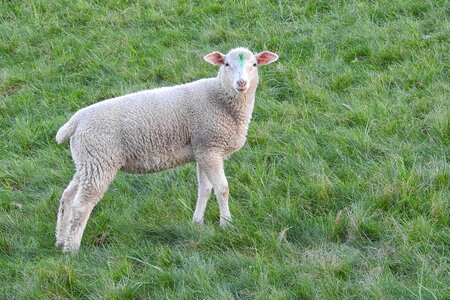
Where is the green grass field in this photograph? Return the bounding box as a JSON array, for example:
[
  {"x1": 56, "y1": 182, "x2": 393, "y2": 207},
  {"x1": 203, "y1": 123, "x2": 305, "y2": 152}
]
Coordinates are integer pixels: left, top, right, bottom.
[{"x1": 1, "y1": 0, "x2": 449, "y2": 298}]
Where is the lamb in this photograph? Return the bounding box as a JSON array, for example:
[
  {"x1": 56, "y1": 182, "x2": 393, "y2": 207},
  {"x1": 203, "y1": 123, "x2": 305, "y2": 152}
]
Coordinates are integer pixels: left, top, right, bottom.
[{"x1": 55, "y1": 47, "x2": 278, "y2": 253}]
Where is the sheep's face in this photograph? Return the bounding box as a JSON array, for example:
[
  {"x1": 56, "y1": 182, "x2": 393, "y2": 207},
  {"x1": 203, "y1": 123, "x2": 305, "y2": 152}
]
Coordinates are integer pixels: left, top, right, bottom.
[{"x1": 204, "y1": 48, "x2": 278, "y2": 94}]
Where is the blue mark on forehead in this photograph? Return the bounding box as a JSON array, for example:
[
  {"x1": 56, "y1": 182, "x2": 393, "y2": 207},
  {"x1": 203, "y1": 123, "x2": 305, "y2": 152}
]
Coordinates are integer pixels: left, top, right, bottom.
[{"x1": 238, "y1": 53, "x2": 244, "y2": 67}]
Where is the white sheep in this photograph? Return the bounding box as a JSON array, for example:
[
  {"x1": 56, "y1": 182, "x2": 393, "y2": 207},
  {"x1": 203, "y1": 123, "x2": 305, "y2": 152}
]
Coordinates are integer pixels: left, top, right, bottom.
[{"x1": 55, "y1": 47, "x2": 278, "y2": 253}]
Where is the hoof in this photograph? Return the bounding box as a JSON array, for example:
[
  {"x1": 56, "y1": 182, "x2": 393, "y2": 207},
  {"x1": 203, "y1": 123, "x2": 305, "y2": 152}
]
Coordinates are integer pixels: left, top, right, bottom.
[
  {"x1": 219, "y1": 217, "x2": 232, "y2": 228},
  {"x1": 192, "y1": 218, "x2": 204, "y2": 225},
  {"x1": 55, "y1": 240, "x2": 64, "y2": 249},
  {"x1": 62, "y1": 244, "x2": 80, "y2": 255}
]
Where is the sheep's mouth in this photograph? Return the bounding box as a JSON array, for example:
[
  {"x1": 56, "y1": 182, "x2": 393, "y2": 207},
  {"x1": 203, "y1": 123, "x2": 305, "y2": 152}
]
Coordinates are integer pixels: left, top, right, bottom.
[{"x1": 234, "y1": 87, "x2": 248, "y2": 93}]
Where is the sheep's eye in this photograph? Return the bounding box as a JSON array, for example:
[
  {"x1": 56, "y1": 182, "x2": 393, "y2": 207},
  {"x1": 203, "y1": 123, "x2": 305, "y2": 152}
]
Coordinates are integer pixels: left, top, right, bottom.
[
  {"x1": 253, "y1": 63, "x2": 257, "y2": 67},
  {"x1": 225, "y1": 63, "x2": 230, "y2": 67}
]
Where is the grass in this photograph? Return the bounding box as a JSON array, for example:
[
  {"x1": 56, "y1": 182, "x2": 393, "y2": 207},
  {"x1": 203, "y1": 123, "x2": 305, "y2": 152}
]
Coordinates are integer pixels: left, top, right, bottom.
[{"x1": 0, "y1": 0, "x2": 448, "y2": 298}]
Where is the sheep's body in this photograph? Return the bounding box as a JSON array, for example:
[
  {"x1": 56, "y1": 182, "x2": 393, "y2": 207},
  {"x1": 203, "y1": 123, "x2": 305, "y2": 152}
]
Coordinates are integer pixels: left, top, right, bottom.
[
  {"x1": 56, "y1": 48, "x2": 278, "y2": 253},
  {"x1": 58, "y1": 78, "x2": 251, "y2": 174}
]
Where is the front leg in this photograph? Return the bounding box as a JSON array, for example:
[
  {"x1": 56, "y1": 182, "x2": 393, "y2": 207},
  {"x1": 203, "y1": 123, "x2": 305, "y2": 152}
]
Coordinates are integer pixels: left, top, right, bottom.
[
  {"x1": 192, "y1": 164, "x2": 213, "y2": 224},
  {"x1": 197, "y1": 152, "x2": 231, "y2": 227}
]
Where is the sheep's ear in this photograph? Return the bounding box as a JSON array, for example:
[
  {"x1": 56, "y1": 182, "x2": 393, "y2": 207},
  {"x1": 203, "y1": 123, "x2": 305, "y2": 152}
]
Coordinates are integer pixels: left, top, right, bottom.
[
  {"x1": 255, "y1": 51, "x2": 279, "y2": 65},
  {"x1": 204, "y1": 51, "x2": 225, "y2": 65}
]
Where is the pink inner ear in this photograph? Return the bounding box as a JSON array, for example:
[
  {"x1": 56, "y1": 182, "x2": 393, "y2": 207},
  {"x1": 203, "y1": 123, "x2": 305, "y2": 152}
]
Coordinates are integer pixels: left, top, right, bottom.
[
  {"x1": 256, "y1": 51, "x2": 278, "y2": 65},
  {"x1": 204, "y1": 52, "x2": 225, "y2": 65}
]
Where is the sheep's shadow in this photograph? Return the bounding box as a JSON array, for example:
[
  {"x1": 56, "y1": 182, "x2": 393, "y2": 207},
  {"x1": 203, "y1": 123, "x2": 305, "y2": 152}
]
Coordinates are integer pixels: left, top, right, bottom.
[{"x1": 141, "y1": 223, "x2": 203, "y2": 246}]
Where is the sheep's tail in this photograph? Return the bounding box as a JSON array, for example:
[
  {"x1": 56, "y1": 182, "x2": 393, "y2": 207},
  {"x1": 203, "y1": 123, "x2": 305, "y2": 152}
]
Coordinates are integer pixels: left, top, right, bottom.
[{"x1": 56, "y1": 115, "x2": 79, "y2": 144}]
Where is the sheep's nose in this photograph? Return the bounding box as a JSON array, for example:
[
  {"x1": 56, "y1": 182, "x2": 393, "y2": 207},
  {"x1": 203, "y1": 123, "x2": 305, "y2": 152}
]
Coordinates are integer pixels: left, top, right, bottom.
[{"x1": 237, "y1": 79, "x2": 247, "y2": 87}]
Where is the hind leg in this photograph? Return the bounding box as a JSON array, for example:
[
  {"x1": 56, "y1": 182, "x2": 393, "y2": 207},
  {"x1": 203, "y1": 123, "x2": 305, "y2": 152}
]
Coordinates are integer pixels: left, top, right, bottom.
[
  {"x1": 62, "y1": 167, "x2": 117, "y2": 254},
  {"x1": 55, "y1": 176, "x2": 79, "y2": 248}
]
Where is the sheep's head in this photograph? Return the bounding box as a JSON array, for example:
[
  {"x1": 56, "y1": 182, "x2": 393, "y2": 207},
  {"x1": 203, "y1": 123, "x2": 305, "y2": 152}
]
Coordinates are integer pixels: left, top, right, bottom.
[{"x1": 204, "y1": 48, "x2": 278, "y2": 94}]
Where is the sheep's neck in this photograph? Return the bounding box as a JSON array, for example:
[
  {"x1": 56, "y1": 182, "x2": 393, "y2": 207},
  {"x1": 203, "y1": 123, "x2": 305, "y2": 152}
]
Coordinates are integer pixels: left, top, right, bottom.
[{"x1": 230, "y1": 90, "x2": 255, "y2": 121}]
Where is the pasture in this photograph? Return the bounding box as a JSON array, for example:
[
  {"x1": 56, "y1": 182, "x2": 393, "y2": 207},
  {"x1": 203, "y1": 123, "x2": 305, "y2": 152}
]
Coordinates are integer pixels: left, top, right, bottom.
[{"x1": 0, "y1": 0, "x2": 448, "y2": 298}]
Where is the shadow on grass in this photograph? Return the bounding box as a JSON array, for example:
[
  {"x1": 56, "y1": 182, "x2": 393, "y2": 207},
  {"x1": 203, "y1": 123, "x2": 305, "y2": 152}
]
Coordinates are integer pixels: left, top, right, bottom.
[{"x1": 141, "y1": 223, "x2": 200, "y2": 246}]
